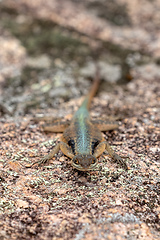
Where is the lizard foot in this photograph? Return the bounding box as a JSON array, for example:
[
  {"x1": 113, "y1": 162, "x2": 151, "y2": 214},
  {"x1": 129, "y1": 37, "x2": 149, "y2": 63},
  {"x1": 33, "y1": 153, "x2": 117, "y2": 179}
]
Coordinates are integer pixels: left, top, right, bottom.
[
  {"x1": 22, "y1": 155, "x2": 51, "y2": 168},
  {"x1": 112, "y1": 153, "x2": 128, "y2": 170}
]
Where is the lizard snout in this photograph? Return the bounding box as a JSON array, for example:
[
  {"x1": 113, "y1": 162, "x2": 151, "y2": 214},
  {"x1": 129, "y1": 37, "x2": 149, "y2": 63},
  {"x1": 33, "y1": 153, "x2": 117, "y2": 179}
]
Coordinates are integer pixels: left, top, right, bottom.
[{"x1": 71, "y1": 154, "x2": 98, "y2": 171}]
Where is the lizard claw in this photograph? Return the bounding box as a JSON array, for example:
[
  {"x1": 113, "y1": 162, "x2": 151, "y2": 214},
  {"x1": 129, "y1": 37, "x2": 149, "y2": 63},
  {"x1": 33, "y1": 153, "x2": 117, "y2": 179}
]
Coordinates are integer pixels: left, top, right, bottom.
[
  {"x1": 113, "y1": 153, "x2": 128, "y2": 170},
  {"x1": 21, "y1": 155, "x2": 50, "y2": 168}
]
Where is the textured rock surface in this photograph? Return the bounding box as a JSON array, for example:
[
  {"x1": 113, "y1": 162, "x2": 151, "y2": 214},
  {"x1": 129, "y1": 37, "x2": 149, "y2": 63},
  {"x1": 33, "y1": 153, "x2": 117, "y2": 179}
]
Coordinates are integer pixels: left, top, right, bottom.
[
  {"x1": 0, "y1": 1, "x2": 160, "y2": 239},
  {"x1": 2, "y1": 0, "x2": 160, "y2": 57},
  {"x1": 0, "y1": 28, "x2": 26, "y2": 84}
]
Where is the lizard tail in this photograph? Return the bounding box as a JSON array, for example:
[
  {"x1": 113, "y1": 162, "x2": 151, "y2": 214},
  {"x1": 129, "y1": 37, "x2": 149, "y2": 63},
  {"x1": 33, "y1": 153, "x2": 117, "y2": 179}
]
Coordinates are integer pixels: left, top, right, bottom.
[{"x1": 81, "y1": 66, "x2": 101, "y2": 110}]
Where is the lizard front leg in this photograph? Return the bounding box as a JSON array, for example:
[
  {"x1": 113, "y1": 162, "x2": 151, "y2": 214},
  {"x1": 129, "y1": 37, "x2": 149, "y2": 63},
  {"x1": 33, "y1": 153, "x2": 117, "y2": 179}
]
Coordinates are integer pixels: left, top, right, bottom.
[
  {"x1": 27, "y1": 143, "x2": 61, "y2": 167},
  {"x1": 60, "y1": 142, "x2": 74, "y2": 159},
  {"x1": 37, "y1": 141, "x2": 74, "y2": 165},
  {"x1": 27, "y1": 141, "x2": 74, "y2": 167},
  {"x1": 93, "y1": 141, "x2": 127, "y2": 169}
]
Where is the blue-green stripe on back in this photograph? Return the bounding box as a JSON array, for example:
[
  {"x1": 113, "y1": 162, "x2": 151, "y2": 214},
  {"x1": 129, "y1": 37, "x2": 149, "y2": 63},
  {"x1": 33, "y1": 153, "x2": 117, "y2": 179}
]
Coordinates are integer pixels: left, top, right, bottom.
[{"x1": 73, "y1": 105, "x2": 91, "y2": 155}]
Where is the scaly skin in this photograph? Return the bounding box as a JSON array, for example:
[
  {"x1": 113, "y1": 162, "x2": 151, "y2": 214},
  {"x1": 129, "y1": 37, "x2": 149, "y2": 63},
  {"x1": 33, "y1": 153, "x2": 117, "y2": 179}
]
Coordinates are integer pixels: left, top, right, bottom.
[{"x1": 30, "y1": 69, "x2": 127, "y2": 171}]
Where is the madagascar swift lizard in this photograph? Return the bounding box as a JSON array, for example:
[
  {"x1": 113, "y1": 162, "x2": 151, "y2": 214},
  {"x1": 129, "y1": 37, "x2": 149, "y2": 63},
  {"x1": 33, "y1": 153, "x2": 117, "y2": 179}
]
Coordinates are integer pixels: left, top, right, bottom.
[{"x1": 31, "y1": 69, "x2": 127, "y2": 171}]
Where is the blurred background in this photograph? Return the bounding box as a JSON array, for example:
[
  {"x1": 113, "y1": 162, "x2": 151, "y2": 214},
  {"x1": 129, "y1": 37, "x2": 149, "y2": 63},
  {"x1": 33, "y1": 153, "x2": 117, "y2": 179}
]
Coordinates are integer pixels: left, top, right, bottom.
[{"x1": 0, "y1": 0, "x2": 160, "y2": 116}]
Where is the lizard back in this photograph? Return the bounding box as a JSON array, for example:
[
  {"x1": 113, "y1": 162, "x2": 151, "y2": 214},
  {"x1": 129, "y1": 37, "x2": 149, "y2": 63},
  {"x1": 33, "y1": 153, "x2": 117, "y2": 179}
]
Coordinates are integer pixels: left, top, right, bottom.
[
  {"x1": 62, "y1": 69, "x2": 102, "y2": 158},
  {"x1": 62, "y1": 115, "x2": 103, "y2": 156}
]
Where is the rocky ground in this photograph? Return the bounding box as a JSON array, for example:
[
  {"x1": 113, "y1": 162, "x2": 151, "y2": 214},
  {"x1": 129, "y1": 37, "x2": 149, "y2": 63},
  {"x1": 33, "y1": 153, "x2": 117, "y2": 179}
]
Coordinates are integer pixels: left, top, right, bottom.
[{"x1": 0, "y1": 1, "x2": 160, "y2": 239}]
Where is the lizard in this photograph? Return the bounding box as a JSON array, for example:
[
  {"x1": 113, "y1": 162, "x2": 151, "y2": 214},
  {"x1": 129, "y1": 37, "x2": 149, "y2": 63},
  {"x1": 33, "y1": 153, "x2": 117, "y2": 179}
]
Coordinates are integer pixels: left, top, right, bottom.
[{"x1": 30, "y1": 68, "x2": 127, "y2": 171}]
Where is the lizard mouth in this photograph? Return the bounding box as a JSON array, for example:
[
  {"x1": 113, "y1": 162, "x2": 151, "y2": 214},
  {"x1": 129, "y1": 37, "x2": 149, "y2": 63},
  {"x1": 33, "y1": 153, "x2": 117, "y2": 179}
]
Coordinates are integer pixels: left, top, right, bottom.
[
  {"x1": 71, "y1": 154, "x2": 98, "y2": 171},
  {"x1": 71, "y1": 162, "x2": 98, "y2": 171}
]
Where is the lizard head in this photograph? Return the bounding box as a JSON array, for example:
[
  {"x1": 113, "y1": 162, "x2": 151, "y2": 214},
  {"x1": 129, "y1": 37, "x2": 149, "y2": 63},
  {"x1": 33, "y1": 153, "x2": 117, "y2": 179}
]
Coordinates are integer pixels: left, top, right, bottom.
[{"x1": 71, "y1": 154, "x2": 98, "y2": 171}]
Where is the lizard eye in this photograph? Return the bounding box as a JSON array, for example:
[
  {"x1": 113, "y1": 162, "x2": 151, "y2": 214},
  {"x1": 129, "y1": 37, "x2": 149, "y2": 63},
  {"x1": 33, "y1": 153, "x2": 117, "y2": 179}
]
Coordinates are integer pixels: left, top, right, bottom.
[
  {"x1": 74, "y1": 159, "x2": 79, "y2": 165},
  {"x1": 92, "y1": 159, "x2": 95, "y2": 164}
]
